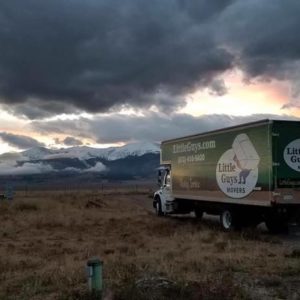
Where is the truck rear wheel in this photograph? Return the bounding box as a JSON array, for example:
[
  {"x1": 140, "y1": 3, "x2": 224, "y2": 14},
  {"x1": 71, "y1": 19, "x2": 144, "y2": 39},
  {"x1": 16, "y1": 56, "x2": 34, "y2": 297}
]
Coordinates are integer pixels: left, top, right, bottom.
[
  {"x1": 265, "y1": 219, "x2": 288, "y2": 234},
  {"x1": 220, "y1": 209, "x2": 239, "y2": 231},
  {"x1": 265, "y1": 211, "x2": 289, "y2": 234},
  {"x1": 194, "y1": 208, "x2": 203, "y2": 219}
]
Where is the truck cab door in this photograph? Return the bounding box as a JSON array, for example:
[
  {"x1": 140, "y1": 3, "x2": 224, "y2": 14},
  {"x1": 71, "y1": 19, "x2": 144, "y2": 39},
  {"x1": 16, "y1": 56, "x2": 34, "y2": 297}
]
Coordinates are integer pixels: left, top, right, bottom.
[{"x1": 161, "y1": 172, "x2": 173, "y2": 201}]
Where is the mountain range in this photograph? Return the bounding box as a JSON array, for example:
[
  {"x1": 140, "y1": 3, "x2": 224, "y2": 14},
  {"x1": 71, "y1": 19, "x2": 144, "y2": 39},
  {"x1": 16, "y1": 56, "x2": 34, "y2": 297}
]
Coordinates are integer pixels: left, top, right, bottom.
[
  {"x1": 20, "y1": 142, "x2": 160, "y2": 161},
  {"x1": 0, "y1": 142, "x2": 161, "y2": 187}
]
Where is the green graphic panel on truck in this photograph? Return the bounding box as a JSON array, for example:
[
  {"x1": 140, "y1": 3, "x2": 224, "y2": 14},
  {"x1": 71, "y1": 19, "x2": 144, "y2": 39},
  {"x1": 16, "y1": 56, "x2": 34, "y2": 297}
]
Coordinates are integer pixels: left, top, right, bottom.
[
  {"x1": 273, "y1": 121, "x2": 300, "y2": 187},
  {"x1": 161, "y1": 124, "x2": 272, "y2": 198}
]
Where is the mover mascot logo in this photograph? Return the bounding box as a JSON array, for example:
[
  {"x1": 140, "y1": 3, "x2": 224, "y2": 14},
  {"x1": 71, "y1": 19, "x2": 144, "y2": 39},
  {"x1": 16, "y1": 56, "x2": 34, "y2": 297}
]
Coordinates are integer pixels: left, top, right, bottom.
[
  {"x1": 216, "y1": 134, "x2": 260, "y2": 198},
  {"x1": 284, "y1": 139, "x2": 300, "y2": 171}
]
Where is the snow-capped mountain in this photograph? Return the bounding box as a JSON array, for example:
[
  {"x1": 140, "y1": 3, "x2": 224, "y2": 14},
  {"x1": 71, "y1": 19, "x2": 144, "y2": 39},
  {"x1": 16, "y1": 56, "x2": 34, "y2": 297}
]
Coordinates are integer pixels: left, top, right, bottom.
[
  {"x1": 20, "y1": 142, "x2": 160, "y2": 161},
  {"x1": 22, "y1": 147, "x2": 55, "y2": 160},
  {"x1": 0, "y1": 142, "x2": 160, "y2": 179},
  {"x1": 104, "y1": 142, "x2": 160, "y2": 160}
]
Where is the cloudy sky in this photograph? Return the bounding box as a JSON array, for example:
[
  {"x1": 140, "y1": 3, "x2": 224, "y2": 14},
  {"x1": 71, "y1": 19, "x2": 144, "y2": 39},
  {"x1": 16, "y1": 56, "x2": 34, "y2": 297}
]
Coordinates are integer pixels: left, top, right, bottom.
[{"x1": 1, "y1": 0, "x2": 300, "y2": 154}]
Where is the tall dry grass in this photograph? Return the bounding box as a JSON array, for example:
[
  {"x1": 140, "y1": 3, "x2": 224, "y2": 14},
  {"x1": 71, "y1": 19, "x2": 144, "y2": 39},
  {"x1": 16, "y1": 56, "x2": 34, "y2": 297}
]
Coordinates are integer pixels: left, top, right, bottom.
[{"x1": 0, "y1": 189, "x2": 299, "y2": 299}]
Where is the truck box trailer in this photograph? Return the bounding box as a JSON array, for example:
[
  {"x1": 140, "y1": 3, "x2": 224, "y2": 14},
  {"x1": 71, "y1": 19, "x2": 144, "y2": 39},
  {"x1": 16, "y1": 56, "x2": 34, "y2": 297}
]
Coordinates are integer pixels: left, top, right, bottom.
[{"x1": 153, "y1": 119, "x2": 300, "y2": 232}]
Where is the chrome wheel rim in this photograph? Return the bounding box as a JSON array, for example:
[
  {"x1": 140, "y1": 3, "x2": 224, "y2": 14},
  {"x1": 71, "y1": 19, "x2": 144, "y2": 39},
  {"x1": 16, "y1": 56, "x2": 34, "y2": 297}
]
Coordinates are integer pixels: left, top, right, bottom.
[{"x1": 222, "y1": 211, "x2": 232, "y2": 229}]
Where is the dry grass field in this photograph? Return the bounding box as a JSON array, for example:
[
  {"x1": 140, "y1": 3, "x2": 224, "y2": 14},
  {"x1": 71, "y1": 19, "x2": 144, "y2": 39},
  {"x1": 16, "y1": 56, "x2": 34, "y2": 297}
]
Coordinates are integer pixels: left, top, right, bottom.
[{"x1": 0, "y1": 189, "x2": 300, "y2": 299}]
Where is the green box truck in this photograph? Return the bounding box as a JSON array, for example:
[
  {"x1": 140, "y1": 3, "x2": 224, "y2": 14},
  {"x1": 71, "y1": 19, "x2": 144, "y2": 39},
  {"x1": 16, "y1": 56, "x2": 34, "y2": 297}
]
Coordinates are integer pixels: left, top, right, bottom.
[{"x1": 153, "y1": 119, "x2": 300, "y2": 232}]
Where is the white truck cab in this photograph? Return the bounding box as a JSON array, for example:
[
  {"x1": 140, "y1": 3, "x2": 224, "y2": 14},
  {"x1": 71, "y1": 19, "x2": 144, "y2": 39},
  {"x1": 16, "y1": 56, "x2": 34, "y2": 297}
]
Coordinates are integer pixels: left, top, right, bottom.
[{"x1": 153, "y1": 165, "x2": 175, "y2": 215}]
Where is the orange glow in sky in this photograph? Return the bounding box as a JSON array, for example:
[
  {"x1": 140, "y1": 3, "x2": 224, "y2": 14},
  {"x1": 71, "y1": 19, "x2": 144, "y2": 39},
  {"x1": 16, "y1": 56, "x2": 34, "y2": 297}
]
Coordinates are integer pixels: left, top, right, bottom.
[{"x1": 181, "y1": 70, "x2": 299, "y2": 117}]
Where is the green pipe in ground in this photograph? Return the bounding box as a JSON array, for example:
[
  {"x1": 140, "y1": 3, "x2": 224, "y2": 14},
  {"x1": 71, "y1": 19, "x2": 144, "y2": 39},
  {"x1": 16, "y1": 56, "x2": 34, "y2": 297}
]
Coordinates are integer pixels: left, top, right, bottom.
[{"x1": 87, "y1": 257, "x2": 103, "y2": 294}]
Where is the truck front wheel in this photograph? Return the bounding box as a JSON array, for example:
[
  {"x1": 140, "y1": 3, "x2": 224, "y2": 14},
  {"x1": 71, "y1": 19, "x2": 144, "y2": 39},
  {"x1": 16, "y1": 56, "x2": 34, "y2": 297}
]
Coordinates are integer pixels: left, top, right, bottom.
[{"x1": 155, "y1": 198, "x2": 163, "y2": 216}]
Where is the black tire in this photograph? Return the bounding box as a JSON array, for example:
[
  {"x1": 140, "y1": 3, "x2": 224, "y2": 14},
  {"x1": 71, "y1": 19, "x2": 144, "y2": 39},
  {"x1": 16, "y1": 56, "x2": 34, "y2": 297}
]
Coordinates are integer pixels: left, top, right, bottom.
[
  {"x1": 155, "y1": 197, "x2": 163, "y2": 216},
  {"x1": 194, "y1": 208, "x2": 203, "y2": 219},
  {"x1": 238, "y1": 214, "x2": 262, "y2": 229},
  {"x1": 265, "y1": 210, "x2": 289, "y2": 234},
  {"x1": 220, "y1": 209, "x2": 239, "y2": 231},
  {"x1": 265, "y1": 219, "x2": 288, "y2": 234}
]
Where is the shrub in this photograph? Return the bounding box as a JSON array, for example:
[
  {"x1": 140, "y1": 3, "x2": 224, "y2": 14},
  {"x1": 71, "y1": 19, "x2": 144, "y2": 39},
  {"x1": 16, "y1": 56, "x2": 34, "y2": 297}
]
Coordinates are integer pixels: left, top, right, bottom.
[{"x1": 13, "y1": 200, "x2": 39, "y2": 212}]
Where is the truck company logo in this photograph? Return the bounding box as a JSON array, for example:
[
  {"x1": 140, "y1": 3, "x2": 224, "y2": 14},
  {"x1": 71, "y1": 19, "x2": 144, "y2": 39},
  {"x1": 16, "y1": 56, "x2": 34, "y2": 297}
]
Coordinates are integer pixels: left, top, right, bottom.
[
  {"x1": 216, "y1": 134, "x2": 260, "y2": 198},
  {"x1": 284, "y1": 139, "x2": 300, "y2": 171}
]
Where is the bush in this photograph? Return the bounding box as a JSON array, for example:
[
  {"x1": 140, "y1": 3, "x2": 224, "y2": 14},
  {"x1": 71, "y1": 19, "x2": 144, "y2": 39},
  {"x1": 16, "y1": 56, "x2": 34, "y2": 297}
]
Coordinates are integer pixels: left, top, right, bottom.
[{"x1": 13, "y1": 200, "x2": 39, "y2": 212}]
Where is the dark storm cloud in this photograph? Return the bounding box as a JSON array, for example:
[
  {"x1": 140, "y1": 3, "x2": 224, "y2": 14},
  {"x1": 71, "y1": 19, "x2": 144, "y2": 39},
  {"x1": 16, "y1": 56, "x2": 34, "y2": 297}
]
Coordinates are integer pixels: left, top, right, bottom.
[
  {"x1": 0, "y1": 132, "x2": 45, "y2": 149},
  {"x1": 208, "y1": 79, "x2": 228, "y2": 96},
  {"x1": 3, "y1": 100, "x2": 80, "y2": 119},
  {"x1": 218, "y1": 0, "x2": 300, "y2": 79},
  {"x1": 0, "y1": 0, "x2": 234, "y2": 118},
  {"x1": 31, "y1": 112, "x2": 299, "y2": 145},
  {"x1": 56, "y1": 136, "x2": 83, "y2": 146},
  {"x1": 1, "y1": 0, "x2": 300, "y2": 119}
]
